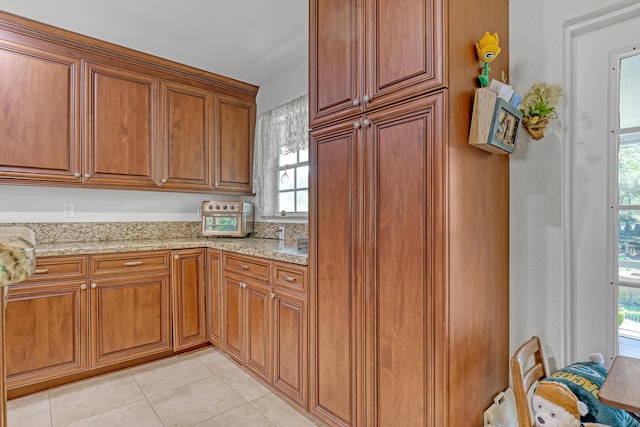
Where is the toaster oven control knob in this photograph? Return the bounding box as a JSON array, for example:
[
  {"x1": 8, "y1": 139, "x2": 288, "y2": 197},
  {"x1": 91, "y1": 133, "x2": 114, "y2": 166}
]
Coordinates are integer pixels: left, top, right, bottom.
[
  {"x1": 215, "y1": 204, "x2": 220, "y2": 210},
  {"x1": 223, "y1": 205, "x2": 228, "y2": 210}
]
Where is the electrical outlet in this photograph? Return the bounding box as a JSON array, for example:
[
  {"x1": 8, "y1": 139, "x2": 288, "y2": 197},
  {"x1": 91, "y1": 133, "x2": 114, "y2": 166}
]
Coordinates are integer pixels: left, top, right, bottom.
[{"x1": 62, "y1": 203, "x2": 75, "y2": 218}]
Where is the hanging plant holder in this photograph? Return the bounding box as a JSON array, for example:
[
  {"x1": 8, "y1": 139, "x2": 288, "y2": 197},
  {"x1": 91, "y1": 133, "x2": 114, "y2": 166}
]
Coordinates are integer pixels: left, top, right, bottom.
[{"x1": 522, "y1": 116, "x2": 549, "y2": 140}]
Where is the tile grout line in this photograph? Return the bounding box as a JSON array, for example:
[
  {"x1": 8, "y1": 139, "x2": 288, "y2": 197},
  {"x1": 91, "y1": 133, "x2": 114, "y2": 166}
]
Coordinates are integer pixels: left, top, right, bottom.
[{"x1": 127, "y1": 365, "x2": 167, "y2": 427}]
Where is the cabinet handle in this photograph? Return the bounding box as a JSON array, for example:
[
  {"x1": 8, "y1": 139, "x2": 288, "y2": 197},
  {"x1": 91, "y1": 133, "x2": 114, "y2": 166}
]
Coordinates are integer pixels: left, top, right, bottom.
[
  {"x1": 80, "y1": 284, "x2": 87, "y2": 290},
  {"x1": 35, "y1": 268, "x2": 49, "y2": 274},
  {"x1": 84, "y1": 173, "x2": 91, "y2": 178},
  {"x1": 73, "y1": 172, "x2": 81, "y2": 178},
  {"x1": 123, "y1": 261, "x2": 143, "y2": 266},
  {"x1": 353, "y1": 121, "x2": 361, "y2": 129},
  {"x1": 238, "y1": 264, "x2": 250, "y2": 270},
  {"x1": 352, "y1": 98, "x2": 360, "y2": 106},
  {"x1": 362, "y1": 94, "x2": 370, "y2": 103},
  {"x1": 91, "y1": 283, "x2": 97, "y2": 289},
  {"x1": 271, "y1": 292, "x2": 276, "y2": 299},
  {"x1": 281, "y1": 275, "x2": 296, "y2": 282},
  {"x1": 363, "y1": 119, "x2": 371, "y2": 127}
]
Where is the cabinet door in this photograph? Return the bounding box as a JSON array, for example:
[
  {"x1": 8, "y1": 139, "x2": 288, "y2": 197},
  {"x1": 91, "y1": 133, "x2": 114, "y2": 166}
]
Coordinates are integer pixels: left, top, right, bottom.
[
  {"x1": 90, "y1": 273, "x2": 171, "y2": 368},
  {"x1": 309, "y1": 0, "x2": 363, "y2": 127},
  {"x1": 363, "y1": 92, "x2": 445, "y2": 426},
  {"x1": 5, "y1": 280, "x2": 88, "y2": 388},
  {"x1": 84, "y1": 62, "x2": 160, "y2": 187},
  {"x1": 273, "y1": 290, "x2": 307, "y2": 408},
  {"x1": 244, "y1": 279, "x2": 272, "y2": 382},
  {"x1": 161, "y1": 81, "x2": 213, "y2": 191},
  {"x1": 0, "y1": 42, "x2": 81, "y2": 182},
  {"x1": 222, "y1": 274, "x2": 244, "y2": 363},
  {"x1": 309, "y1": 120, "x2": 360, "y2": 426},
  {"x1": 364, "y1": 0, "x2": 444, "y2": 112},
  {"x1": 172, "y1": 249, "x2": 207, "y2": 351},
  {"x1": 206, "y1": 249, "x2": 223, "y2": 346},
  {"x1": 213, "y1": 95, "x2": 255, "y2": 194}
]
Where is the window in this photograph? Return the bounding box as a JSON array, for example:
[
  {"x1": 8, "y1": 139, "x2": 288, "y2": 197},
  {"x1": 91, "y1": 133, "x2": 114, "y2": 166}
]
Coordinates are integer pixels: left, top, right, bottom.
[
  {"x1": 614, "y1": 47, "x2": 640, "y2": 356},
  {"x1": 253, "y1": 94, "x2": 308, "y2": 216},
  {"x1": 277, "y1": 148, "x2": 309, "y2": 213}
]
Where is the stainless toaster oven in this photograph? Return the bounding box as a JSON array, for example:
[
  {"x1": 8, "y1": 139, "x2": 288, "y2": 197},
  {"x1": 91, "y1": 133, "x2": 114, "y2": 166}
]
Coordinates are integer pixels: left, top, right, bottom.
[{"x1": 201, "y1": 201, "x2": 254, "y2": 237}]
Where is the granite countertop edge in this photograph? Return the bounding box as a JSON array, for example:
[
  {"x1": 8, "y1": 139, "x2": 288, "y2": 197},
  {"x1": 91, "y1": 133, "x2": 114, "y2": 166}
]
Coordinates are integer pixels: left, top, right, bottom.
[{"x1": 35, "y1": 238, "x2": 308, "y2": 266}]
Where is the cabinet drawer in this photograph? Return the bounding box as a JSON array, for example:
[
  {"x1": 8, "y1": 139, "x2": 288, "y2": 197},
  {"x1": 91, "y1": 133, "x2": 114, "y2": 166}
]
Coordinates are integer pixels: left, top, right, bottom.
[
  {"x1": 90, "y1": 251, "x2": 171, "y2": 276},
  {"x1": 223, "y1": 253, "x2": 271, "y2": 282},
  {"x1": 273, "y1": 262, "x2": 307, "y2": 295},
  {"x1": 24, "y1": 255, "x2": 88, "y2": 282}
]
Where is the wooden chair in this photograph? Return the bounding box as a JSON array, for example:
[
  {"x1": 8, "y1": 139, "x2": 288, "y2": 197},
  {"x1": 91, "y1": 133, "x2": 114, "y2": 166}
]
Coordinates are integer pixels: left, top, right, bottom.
[{"x1": 510, "y1": 336, "x2": 549, "y2": 427}]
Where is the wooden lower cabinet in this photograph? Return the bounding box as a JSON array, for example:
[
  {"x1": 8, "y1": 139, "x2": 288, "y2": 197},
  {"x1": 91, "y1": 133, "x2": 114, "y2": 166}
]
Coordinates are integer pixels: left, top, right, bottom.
[
  {"x1": 171, "y1": 249, "x2": 207, "y2": 351},
  {"x1": 90, "y1": 272, "x2": 172, "y2": 368},
  {"x1": 206, "y1": 249, "x2": 223, "y2": 346},
  {"x1": 222, "y1": 273, "x2": 272, "y2": 382},
  {"x1": 5, "y1": 279, "x2": 88, "y2": 387},
  {"x1": 272, "y1": 289, "x2": 307, "y2": 407}
]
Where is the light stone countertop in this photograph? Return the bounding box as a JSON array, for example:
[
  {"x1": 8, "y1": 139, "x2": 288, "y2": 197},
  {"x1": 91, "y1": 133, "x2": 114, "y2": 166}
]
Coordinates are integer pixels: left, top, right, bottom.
[{"x1": 36, "y1": 237, "x2": 309, "y2": 266}]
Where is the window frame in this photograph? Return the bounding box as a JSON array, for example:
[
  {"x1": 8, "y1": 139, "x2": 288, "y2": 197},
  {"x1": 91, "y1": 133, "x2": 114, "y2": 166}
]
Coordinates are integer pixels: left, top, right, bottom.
[{"x1": 609, "y1": 44, "x2": 640, "y2": 356}]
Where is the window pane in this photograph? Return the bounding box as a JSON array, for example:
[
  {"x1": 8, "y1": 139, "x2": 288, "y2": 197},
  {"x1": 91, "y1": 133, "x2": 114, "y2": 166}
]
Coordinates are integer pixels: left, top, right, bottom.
[
  {"x1": 620, "y1": 53, "x2": 640, "y2": 129},
  {"x1": 619, "y1": 133, "x2": 640, "y2": 205},
  {"x1": 618, "y1": 285, "x2": 640, "y2": 357},
  {"x1": 296, "y1": 190, "x2": 308, "y2": 212},
  {"x1": 299, "y1": 148, "x2": 309, "y2": 162},
  {"x1": 296, "y1": 166, "x2": 309, "y2": 189},
  {"x1": 278, "y1": 169, "x2": 294, "y2": 190},
  {"x1": 619, "y1": 209, "x2": 640, "y2": 284},
  {"x1": 279, "y1": 151, "x2": 297, "y2": 167},
  {"x1": 279, "y1": 191, "x2": 295, "y2": 212}
]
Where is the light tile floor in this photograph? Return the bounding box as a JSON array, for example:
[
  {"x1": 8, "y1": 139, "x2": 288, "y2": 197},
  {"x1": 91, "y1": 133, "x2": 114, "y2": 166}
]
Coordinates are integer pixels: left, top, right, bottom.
[{"x1": 8, "y1": 347, "x2": 324, "y2": 427}]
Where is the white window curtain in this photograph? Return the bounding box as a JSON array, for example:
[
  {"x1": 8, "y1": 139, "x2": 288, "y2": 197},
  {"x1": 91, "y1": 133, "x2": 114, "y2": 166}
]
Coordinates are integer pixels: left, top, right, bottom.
[{"x1": 253, "y1": 94, "x2": 309, "y2": 210}]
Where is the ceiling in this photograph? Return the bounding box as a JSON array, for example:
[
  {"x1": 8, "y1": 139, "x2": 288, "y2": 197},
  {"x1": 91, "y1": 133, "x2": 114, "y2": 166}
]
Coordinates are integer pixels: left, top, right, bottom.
[{"x1": 0, "y1": 0, "x2": 308, "y2": 86}]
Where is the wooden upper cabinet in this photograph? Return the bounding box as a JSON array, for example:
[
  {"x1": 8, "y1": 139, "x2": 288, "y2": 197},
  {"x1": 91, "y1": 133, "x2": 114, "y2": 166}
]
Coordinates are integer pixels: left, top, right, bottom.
[
  {"x1": 309, "y1": 0, "x2": 362, "y2": 127},
  {"x1": 161, "y1": 81, "x2": 213, "y2": 191},
  {"x1": 213, "y1": 95, "x2": 255, "y2": 194},
  {"x1": 309, "y1": 0, "x2": 444, "y2": 127},
  {"x1": 0, "y1": 41, "x2": 81, "y2": 182},
  {"x1": 84, "y1": 62, "x2": 160, "y2": 187}
]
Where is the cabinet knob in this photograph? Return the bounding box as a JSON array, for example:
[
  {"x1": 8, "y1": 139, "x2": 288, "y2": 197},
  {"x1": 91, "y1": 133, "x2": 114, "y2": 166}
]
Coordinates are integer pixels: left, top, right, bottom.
[
  {"x1": 362, "y1": 94, "x2": 370, "y2": 103},
  {"x1": 241, "y1": 282, "x2": 247, "y2": 289},
  {"x1": 80, "y1": 284, "x2": 87, "y2": 290},
  {"x1": 271, "y1": 292, "x2": 276, "y2": 299},
  {"x1": 353, "y1": 121, "x2": 361, "y2": 130},
  {"x1": 84, "y1": 173, "x2": 91, "y2": 178},
  {"x1": 162, "y1": 178, "x2": 167, "y2": 184},
  {"x1": 174, "y1": 255, "x2": 180, "y2": 260},
  {"x1": 352, "y1": 98, "x2": 360, "y2": 106},
  {"x1": 73, "y1": 172, "x2": 81, "y2": 178},
  {"x1": 91, "y1": 283, "x2": 97, "y2": 289},
  {"x1": 363, "y1": 119, "x2": 371, "y2": 127}
]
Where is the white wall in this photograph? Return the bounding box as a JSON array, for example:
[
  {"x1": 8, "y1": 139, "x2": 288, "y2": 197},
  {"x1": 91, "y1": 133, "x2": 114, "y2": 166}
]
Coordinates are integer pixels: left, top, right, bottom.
[
  {"x1": 256, "y1": 55, "x2": 308, "y2": 116},
  {"x1": 509, "y1": 0, "x2": 638, "y2": 366}
]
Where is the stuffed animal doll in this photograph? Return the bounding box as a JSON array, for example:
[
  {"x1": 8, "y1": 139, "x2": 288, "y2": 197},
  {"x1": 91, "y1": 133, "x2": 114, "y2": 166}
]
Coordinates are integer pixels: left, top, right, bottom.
[{"x1": 532, "y1": 354, "x2": 639, "y2": 427}]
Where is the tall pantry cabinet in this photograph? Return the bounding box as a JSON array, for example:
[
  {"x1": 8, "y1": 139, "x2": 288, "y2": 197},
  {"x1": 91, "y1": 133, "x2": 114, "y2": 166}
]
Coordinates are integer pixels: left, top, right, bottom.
[{"x1": 309, "y1": 1, "x2": 510, "y2": 426}]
